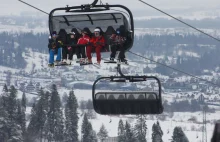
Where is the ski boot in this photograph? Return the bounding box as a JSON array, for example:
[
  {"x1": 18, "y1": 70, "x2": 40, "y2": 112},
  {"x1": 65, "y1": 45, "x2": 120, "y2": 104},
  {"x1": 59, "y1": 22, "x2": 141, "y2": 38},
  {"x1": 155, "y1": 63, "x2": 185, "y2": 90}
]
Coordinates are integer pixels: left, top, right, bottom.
[
  {"x1": 110, "y1": 57, "x2": 114, "y2": 61},
  {"x1": 48, "y1": 63, "x2": 54, "y2": 67},
  {"x1": 119, "y1": 59, "x2": 128, "y2": 65},
  {"x1": 54, "y1": 60, "x2": 61, "y2": 65}
]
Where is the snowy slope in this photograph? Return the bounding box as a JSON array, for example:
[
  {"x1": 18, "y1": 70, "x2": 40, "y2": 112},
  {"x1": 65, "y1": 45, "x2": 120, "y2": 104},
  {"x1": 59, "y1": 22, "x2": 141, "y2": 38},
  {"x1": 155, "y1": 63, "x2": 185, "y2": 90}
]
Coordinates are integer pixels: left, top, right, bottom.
[
  {"x1": 0, "y1": 24, "x2": 48, "y2": 34},
  {"x1": 55, "y1": 88, "x2": 218, "y2": 141},
  {"x1": 1, "y1": 48, "x2": 218, "y2": 142},
  {"x1": 0, "y1": 22, "x2": 219, "y2": 141}
]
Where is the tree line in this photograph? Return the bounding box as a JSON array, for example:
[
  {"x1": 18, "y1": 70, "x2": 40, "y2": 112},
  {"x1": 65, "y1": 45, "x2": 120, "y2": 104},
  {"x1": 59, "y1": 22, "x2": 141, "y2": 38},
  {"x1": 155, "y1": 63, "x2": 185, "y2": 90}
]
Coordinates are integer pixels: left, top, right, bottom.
[{"x1": 0, "y1": 84, "x2": 191, "y2": 142}]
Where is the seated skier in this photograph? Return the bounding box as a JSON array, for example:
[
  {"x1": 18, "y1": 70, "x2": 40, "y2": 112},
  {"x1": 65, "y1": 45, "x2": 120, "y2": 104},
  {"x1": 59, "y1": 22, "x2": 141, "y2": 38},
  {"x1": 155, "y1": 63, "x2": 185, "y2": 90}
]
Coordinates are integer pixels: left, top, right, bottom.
[
  {"x1": 48, "y1": 31, "x2": 62, "y2": 67},
  {"x1": 62, "y1": 31, "x2": 78, "y2": 64},
  {"x1": 109, "y1": 28, "x2": 127, "y2": 64},
  {"x1": 86, "y1": 28, "x2": 105, "y2": 65},
  {"x1": 77, "y1": 29, "x2": 90, "y2": 63}
]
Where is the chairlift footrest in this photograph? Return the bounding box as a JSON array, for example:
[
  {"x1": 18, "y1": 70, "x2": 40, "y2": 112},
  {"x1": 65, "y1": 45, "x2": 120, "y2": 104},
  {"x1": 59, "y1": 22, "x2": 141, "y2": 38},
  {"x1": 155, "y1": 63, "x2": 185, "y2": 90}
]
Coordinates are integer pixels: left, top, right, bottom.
[
  {"x1": 80, "y1": 62, "x2": 93, "y2": 66},
  {"x1": 104, "y1": 61, "x2": 117, "y2": 64}
]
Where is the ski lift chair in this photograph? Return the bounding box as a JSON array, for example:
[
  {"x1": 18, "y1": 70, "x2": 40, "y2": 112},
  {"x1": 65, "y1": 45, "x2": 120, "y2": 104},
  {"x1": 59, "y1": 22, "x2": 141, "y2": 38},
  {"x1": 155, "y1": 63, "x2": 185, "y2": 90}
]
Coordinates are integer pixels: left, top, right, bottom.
[{"x1": 93, "y1": 76, "x2": 164, "y2": 115}]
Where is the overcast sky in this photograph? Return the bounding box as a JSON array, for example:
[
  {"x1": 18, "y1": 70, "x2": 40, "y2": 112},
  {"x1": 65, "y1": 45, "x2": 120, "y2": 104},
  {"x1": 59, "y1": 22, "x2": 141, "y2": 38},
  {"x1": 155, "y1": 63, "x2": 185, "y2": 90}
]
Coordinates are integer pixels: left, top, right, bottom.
[{"x1": 1, "y1": 0, "x2": 220, "y2": 16}]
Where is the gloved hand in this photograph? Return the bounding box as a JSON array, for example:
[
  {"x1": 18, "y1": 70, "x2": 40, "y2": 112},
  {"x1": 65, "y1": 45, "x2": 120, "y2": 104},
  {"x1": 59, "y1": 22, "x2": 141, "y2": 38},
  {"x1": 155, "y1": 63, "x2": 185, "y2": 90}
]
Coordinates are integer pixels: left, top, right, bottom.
[
  {"x1": 68, "y1": 46, "x2": 72, "y2": 50},
  {"x1": 58, "y1": 40, "x2": 63, "y2": 46},
  {"x1": 52, "y1": 43, "x2": 56, "y2": 49}
]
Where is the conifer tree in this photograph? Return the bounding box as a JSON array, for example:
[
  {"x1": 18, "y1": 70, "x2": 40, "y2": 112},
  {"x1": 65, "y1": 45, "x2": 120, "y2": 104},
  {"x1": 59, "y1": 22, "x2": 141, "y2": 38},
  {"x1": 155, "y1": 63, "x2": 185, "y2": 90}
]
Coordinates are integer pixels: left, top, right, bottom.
[
  {"x1": 7, "y1": 86, "x2": 17, "y2": 120},
  {"x1": 21, "y1": 92, "x2": 26, "y2": 111},
  {"x1": 118, "y1": 119, "x2": 126, "y2": 142},
  {"x1": 64, "y1": 91, "x2": 79, "y2": 142},
  {"x1": 26, "y1": 89, "x2": 47, "y2": 141},
  {"x1": 0, "y1": 96, "x2": 9, "y2": 142},
  {"x1": 124, "y1": 121, "x2": 136, "y2": 142},
  {"x1": 7, "y1": 122, "x2": 23, "y2": 142},
  {"x1": 81, "y1": 113, "x2": 97, "y2": 142},
  {"x1": 152, "y1": 121, "x2": 163, "y2": 142},
  {"x1": 17, "y1": 101, "x2": 26, "y2": 138},
  {"x1": 172, "y1": 127, "x2": 189, "y2": 142},
  {"x1": 97, "y1": 124, "x2": 108, "y2": 142},
  {"x1": 43, "y1": 91, "x2": 50, "y2": 113},
  {"x1": 81, "y1": 113, "x2": 90, "y2": 142},
  {"x1": 45, "y1": 84, "x2": 64, "y2": 142},
  {"x1": 3, "y1": 84, "x2": 8, "y2": 92},
  {"x1": 5, "y1": 86, "x2": 23, "y2": 141},
  {"x1": 26, "y1": 103, "x2": 38, "y2": 141},
  {"x1": 134, "y1": 115, "x2": 147, "y2": 142},
  {"x1": 88, "y1": 123, "x2": 98, "y2": 142}
]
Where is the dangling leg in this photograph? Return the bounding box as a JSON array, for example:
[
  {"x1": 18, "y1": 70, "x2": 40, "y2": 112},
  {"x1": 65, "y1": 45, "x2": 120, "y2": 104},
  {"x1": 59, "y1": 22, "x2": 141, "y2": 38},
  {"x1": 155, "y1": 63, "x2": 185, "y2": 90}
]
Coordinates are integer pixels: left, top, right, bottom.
[
  {"x1": 81, "y1": 46, "x2": 86, "y2": 60},
  {"x1": 56, "y1": 47, "x2": 62, "y2": 62},
  {"x1": 110, "y1": 45, "x2": 116, "y2": 61},
  {"x1": 119, "y1": 46, "x2": 127, "y2": 64},
  {"x1": 68, "y1": 46, "x2": 74, "y2": 64},
  {"x1": 86, "y1": 46, "x2": 93, "y2": 63},
  {"x1": 75, "y1": 47, "x2": 81, "y2": 62},
  {"x1": 79, "y1": 46, "x2": 86, "y2": 63},
  {"x1": 95, "y1": 46, "x2": 102, "y2": 64},
  {"x1": 62, "y1": 47, "x2": 68, "y2": 63},
  {"x1": 49, "y1": 49, "x2": 55, "y2": 66}
]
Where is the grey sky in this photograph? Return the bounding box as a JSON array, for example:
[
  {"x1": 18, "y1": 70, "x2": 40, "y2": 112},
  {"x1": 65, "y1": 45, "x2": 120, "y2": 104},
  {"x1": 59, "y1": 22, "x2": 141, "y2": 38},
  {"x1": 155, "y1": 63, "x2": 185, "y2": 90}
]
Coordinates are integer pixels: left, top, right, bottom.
[{"x1": 1, "y1": 0, "x2": 220, "y2": 16}]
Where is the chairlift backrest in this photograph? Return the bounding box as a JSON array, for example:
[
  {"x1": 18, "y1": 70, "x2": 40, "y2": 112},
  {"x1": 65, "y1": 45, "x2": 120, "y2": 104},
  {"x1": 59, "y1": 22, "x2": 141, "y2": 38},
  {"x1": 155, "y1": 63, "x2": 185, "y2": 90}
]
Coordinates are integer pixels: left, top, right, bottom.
[
  {"x1": 106, "y1": 26, "x2": 116, "y2": 35},
  {"x1": 83, "y1": 27, "x2": 93, "y2": 37},
  {"x1": 58, "y1": 29, "x2": 68, "y2": 44},
  {"x1": 71, "y1": 28, "x2": 81, "y2": 40}
]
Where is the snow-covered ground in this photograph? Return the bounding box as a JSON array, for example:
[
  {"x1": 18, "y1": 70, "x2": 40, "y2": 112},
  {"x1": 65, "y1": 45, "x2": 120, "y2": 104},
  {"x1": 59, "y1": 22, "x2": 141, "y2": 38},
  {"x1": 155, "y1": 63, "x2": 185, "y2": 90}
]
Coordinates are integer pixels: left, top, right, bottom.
[
  {"x1": 0, "y1": 48, "x2": 217, "y2": 142},
  {"x1": 14, "y1": 80, "x2": 215, "y2": 139},
  {"x1": 18, "y1": 87, "x2": 217, "y2": 142},
  {"x1": 0, "y1": 22, "x2": 220, "y2": 141},
  {"x1": 0, "y1": 24, "x2": 48, "y2": 34},
  {"x1": 134, "y1": 28, "x2": 220, "y2": 37}
]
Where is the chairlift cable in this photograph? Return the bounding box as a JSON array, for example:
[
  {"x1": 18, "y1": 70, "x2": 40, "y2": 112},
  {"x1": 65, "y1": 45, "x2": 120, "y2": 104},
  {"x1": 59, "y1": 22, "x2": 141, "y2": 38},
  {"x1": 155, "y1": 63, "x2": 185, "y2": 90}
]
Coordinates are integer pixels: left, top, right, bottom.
[
  {"x1": 138, "y1": 0, "x2": 220, "y2": 43},
  {"x1": 128, "y1": 51, "x2": 220, "y2": 88},
  {"x1": 17, "y1": 0, "x2": 82, "y2": 31},
  {"x1": 18, "y1": 0, "x2": 49, "y2": 15}
]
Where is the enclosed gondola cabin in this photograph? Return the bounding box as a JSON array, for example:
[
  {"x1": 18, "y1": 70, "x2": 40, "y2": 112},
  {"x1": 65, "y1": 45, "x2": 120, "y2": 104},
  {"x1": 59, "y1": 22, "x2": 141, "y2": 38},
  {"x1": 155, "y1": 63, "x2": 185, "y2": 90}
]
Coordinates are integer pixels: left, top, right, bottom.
[{"x1": 49, "y1": 4, "x2": 134, "y2": 53}]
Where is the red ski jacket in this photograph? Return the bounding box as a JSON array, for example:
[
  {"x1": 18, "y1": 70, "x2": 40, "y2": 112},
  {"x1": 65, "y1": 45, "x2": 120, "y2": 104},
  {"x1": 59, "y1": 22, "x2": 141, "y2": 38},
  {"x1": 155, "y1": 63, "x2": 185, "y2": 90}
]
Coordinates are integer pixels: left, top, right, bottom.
[
  {"x1": 90, "y1": 36, "x2": 105, "y2": 48},
  {"x1": 77, "y1": 35, "x2": 90, "y2": 45}
]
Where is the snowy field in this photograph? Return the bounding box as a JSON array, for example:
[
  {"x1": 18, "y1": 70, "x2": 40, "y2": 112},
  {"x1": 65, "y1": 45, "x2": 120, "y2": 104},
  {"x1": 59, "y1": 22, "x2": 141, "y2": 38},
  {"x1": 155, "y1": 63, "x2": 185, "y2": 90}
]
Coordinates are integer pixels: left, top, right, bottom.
[
  {"x1": 0, "y1": 24, "x2": 219, "y2": 141},
  {"x1": 2, "y1": 84, "x2": 211, "y2": 142},
  {"x1": 0, "y1": 24, "x2": 48, "y2": 34},
  {"x1": 15, "y1": 87, "x2": 217, "y2": 142},
  {"x1": 0, "y1": 51, "x2": 218, "y2": 142}
]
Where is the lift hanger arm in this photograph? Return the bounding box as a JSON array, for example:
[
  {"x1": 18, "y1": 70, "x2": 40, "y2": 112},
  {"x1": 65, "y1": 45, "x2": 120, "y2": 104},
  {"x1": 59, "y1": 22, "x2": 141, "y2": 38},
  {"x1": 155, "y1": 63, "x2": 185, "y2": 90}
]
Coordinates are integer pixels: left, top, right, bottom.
[{"x1": 91, "y1": 0, "x2": 99, "y2": 7}]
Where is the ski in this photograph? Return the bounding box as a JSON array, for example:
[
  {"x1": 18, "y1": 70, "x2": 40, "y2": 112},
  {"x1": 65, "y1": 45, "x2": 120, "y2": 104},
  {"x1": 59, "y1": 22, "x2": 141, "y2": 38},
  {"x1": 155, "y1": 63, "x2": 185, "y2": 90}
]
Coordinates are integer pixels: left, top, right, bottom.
[
  {"x1": 104, "y1": 60, "x2": 117, "y2": 64},
  {"x1": 79, "y1": 62, "x2": 101, "y2": 68},
  {"x1": 80, "y1": 62, "x2": 93, "y2": 66},
  {"x1": 92, "y1": 63, "x2": 101, "y2": 68},
  {"x1": 55, "y1": 62, "x2": 72, "y2": 66},
  {"x1": 102, "y1": 58, "x2": 134, "y2": 67}
]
